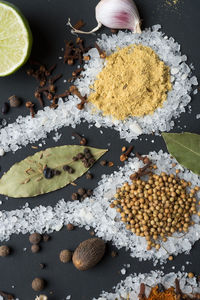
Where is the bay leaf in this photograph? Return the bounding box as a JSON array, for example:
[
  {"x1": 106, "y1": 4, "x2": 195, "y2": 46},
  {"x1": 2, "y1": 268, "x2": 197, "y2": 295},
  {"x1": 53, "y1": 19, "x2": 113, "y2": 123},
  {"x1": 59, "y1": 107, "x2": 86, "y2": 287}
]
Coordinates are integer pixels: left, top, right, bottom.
[
  {"x1": 162, "y1": 132, "x2": 200, "y2": 175},
  {"x1": 0, "y1": 145, "x2": 107, "y2": 198}
]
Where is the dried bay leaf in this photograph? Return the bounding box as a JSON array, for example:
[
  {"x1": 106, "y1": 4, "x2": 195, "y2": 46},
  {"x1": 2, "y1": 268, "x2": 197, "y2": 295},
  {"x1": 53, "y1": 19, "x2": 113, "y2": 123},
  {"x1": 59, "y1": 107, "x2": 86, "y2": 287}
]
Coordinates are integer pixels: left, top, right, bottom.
[
  {"x1": 162, "y1": 132, "x2": 200, "y2": 175},
  {"x1": 0, "y1": 145, "x2": 107, "y2": 198}
]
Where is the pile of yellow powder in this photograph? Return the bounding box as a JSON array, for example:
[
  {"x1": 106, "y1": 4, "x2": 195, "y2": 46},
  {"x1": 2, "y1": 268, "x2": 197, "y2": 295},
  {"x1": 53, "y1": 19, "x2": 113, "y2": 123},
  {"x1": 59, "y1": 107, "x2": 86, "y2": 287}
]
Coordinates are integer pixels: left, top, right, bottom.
[{"x1": 88, "y1": 44, "x2": 172, "y2": 120}]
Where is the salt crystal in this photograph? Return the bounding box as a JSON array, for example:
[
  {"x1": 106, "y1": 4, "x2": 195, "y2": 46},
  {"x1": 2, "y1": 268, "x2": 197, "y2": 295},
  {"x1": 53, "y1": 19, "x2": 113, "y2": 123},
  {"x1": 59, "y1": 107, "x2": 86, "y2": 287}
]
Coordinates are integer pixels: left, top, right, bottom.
[
  {"x1": 121, "y1": 268, "x2": 126, "y2": 275},
  {"x1": 0, "y1": 148, "x2": 5, "y2": 156}
]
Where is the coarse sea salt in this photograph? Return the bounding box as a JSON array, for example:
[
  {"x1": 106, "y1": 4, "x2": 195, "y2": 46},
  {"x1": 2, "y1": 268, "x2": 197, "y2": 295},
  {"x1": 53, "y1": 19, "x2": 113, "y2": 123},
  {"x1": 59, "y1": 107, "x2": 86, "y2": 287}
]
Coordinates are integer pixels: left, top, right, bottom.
[
  {"x1": 0, "y1": 151, "x2": 199, "y2": 264},
  {"x1": 93, "y1": 271, "x2": 200, "y2": 300},
  {"x1": 0, "y1": 26, "x2": 197, "y2": 153}
]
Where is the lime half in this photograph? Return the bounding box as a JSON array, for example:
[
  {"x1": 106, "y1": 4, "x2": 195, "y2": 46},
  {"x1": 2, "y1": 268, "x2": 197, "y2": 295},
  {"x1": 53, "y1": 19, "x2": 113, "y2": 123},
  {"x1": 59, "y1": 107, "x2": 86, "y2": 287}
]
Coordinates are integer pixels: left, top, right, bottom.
[{"x1": 0, "y1": 0, "x2": 32, "y2": 76}]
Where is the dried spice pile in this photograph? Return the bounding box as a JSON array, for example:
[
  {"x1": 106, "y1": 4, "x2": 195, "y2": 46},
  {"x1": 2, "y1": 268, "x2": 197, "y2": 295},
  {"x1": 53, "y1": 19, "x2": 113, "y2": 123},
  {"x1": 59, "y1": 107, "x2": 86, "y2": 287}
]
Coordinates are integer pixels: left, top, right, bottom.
[
  {"x1": 111, "y1": 163, "x2": 199, "y2": 250},
  {"x1": 88, "y1": 44, "x2": 172, "y2": 120}
]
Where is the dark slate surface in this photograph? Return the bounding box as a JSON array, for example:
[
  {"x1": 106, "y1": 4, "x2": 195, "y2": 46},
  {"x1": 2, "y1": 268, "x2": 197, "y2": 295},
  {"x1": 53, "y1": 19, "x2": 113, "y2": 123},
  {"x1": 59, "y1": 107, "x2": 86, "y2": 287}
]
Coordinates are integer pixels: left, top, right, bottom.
[{"x1": 0, "y1": 0, "x2": 200, "y2": 299}]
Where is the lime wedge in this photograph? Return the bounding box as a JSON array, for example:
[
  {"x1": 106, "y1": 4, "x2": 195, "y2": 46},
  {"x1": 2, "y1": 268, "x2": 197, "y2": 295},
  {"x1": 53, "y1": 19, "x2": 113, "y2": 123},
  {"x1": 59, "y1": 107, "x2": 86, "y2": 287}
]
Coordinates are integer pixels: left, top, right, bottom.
[{"x1": 0, "y1": 0, "x2": 32, "y2": 76}]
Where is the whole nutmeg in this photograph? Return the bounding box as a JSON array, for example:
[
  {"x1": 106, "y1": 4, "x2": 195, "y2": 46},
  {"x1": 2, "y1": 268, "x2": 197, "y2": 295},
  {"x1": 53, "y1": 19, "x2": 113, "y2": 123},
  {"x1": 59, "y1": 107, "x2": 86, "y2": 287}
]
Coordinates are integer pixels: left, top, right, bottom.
[
  {"x1": 32, "y1": 278, "x2": 45, "y2": 291},
  {"x1": 0, "y1": 245, "x2": 10, "y2": 257},
  {"x1": 59, "y1": 249, "x2": 72, "y2": 263},
  {"x1": 31, "y1": 244, "x2": 40, "y2": 253},
  {"x1": 29, "y1": 233, "x2": 42, "y2": 245},
  {"x1": 59, "y1": 249, "x2": 72, "y2": 264},
  {"x1": 72, "y1": 238, "x2": 105, "y2": 271}
]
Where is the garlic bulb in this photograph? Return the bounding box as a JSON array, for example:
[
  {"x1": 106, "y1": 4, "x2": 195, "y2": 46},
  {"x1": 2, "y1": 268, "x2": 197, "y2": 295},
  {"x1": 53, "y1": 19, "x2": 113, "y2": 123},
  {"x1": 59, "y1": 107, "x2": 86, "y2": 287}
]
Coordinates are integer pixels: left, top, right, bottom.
[{"x1": 67, "y1": 0, "x2": 141, "y2": 34}]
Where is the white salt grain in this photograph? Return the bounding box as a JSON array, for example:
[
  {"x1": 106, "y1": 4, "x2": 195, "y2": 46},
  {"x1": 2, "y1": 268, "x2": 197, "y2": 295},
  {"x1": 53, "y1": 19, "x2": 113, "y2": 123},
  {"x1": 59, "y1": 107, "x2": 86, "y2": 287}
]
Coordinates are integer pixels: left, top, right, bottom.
[
  {"x1": 0, "y1": 148, "x2": 5, "y2": 156},
  {"x1": 0, "y1": 26, "x2": 197, "y2": 152}
]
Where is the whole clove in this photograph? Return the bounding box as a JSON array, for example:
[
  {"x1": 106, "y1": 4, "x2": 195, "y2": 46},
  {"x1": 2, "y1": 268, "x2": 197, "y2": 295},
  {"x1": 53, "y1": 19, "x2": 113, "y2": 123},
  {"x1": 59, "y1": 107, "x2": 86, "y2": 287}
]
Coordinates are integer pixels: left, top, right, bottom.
[
  {"x1": 45, "y1": 63, "x2": 56, "y2": 77},
  {"x1": 25, "y1": 101, "x2": 35, "y2": 118},
  {"x1": 69, "y1": 85, "x2": 87, "y2": 110},
  {"x1": 34, "y1": 91, "x2": 44, "y2": 108},
  {"x1": 120, "y1": 146, "x2": 133, "y2": 162},
  {"x1": 73, "y1": 19, "x2": 85, "y2": 30},
  {"x1": 72, "y1": 132, "x2": 87, "y2": 146},
  {"x1": 72, "y1": 67, "x2": 84, "y2": 78},
  {"x1": 95, "y1": 42, "x2": 106, "y2": 59},
  {"x1": 49, "y1": 74, "x2": 62, "y2": 85}
]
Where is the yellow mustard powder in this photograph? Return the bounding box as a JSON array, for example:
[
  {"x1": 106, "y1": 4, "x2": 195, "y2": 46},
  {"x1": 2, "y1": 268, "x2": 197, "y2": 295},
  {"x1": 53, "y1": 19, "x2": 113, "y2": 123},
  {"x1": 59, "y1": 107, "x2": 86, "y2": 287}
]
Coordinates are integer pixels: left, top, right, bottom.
[{"x1": 88, "y1": 44, "x2": 172, "y2": 120}]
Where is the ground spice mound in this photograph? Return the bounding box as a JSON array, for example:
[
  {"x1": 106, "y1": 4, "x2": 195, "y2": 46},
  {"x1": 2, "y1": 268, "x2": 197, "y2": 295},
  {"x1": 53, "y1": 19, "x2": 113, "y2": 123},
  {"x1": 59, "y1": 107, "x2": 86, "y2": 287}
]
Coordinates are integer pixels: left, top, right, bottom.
[{"x1": 88, "y1": 44, "x2": 172, "y2": 120}]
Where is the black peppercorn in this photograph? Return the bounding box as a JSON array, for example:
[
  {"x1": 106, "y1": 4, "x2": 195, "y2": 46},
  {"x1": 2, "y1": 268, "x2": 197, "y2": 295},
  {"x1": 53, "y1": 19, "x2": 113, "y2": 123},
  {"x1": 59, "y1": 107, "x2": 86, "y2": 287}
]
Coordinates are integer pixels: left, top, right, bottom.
[
  {"x1": 1, "y1": 102, "x2": 10, "y2": 114},
  {"x1": 71, "y1": 193, "x2": 79, "y2": 201},
  {"x1": 0, "y1": 245, "x2": 10, "y2": 257},
  {"x1": 86, "y1": 173, "x2": 93, "y2": 180},
  {"x1": 87, "y1": 189, "x2": 93, "y2": 196},
  {"x1": 84, "y1": 162, "x2": 90, "y2": 168},
  {"x1": 54, "y1": 170, "x2": 61, "y2": 176},
  {"x1": 72, "y1": 156, "x2": 78, "y2": 161},
  {"x1": 81, "y1": 157, "x2": 87, "y2": 163},
  {"x1": 68, "y1": 167, "x2": 75, "y2": 174},
  {"x1": 8, "y1": 95, "x2": 21, "y2": 107},
  {"x1": 77, "y1": 188, "x2": 86, "y2": 196},
  {"x1": 100, "y1": 160, "x2": 107, "y2": 166},
  {"x1": 85, "y1": 152, "x2": 92, "y2": 159},
  {"x1": 63, "y1": 165, "x2": 70, "y2": 171},
  {"x1": 77, "y1": 153, "x2": 84, "y2": 159},
  {"x1": 43, "y1": 167, "x2": 54, "y2": 179},
  {"x1": 89, "y1": 158, "x2": 95, "y2": 165},
  {"x1": 32, "y1": 278, "x2": 45, "y2": 291},
  {"x1": 29, "y1": 233, "x2": 42, "y2": 245},
  {"x1": 84, "y1": 148, "x2": 90, "y2": 154},
  {"x1": 31, "y1": 244, "x2": 40, "y2": 253}
]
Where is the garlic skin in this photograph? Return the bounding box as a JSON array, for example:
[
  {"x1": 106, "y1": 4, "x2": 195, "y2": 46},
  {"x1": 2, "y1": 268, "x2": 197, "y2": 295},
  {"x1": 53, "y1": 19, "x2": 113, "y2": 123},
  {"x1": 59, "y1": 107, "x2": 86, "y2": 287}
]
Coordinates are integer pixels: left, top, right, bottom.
[
  {"x1": 96, "y1": 0, "x2": 141, "y2": 33},
  {"x1": 67, "y1": 0, "x2": 141, "y2": 34}
]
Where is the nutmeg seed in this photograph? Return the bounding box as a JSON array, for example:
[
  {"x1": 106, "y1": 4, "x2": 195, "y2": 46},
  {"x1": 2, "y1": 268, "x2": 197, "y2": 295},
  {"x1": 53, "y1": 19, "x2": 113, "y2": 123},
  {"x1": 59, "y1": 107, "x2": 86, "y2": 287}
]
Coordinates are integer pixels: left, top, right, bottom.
[{"x1": 72, "y1": 238, "x2": 105, "y2": 271}]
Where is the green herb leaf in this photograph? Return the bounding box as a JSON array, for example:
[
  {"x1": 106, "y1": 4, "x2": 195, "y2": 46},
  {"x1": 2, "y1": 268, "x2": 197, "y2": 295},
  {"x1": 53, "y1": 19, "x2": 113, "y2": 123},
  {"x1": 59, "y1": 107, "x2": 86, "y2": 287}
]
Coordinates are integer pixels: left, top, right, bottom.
[
  {"x1": 0, "y1": 145, "x2": 107, "y2": 198},
  {"x1": 162, "y1": 132, "x2": 200, "y2": 175}
]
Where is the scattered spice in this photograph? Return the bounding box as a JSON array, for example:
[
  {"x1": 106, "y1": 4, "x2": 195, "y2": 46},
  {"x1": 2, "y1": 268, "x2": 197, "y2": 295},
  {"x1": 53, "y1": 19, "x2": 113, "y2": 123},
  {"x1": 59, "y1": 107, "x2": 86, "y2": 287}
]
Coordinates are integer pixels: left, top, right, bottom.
[
  {"x1": 122, "y1": 146, "x2": 127, "y2": 152},
  {"x1": 0, "y1": 245, "x2": 10, "y2": 257},
  {"x1": 66, "y1": 223, "x2": 74, "y2": 231},
  {"x1": 0, "y1": 290, "x2": 14, "y2": 300},
  {"x1": 1, "y1": 102, "x2": 10, "y2": 114},
  {"x1": 95, "y1": 42, "x2": 106, "y2": 59},
  {"x1": 39, "y1": 263, "x2": 45, "y2": 269},
  {"x1": 86, "y1": 173, "x2": 93, "y2": 180},
  {"x1": 88, "y1": 44, "x2": 172, "y2": 120},
  {"x1": 31, "y1": 244, "x2": 40, "y2": 253},
  {"x1": 111, "y1": 250, "x2": 117, "y2": 257},
  {"x1": 100, "y1": 160, "x2": 107, "y2": 166},
  {"x1": 26, "y1": 101, "x2": 35, "y2": 118},
  {"x1": 168, "y1": 255, "x2": 173, "y2": 261},
  {"x1": 71, "y1": 192, "x2": 79, "y2": 201},
  {"x1": 32, "y1": 278, "x2": 45, "y2": 291},
  {"x1": 59, "y1": 249, "x2": 72, "y2": 263},
  {"x1": 78, "y1": 188, "x2": 86, "y2": 196},
  {"x1": 188, "y1": 272, "x2": 195, "y2": 279},
  {"x1": 111, "y1": 169, "x2": 199, "y2": 250},
  {"x1": 72, "y1": 132, "x2": 87, "y2": 146},
  {"x1": 43, "y1": 167, "x2": 54, "y2": 179},
  {"x1": 73, "y1": 19, "x2": 85, "y2": 30},
  {"x1": 64, "y1": 38, "x2": 90, "y2": 66},
  {"x1": 43, "y1": 234, "x2": 50, "y2": 242},
  {"x1": 108, "y1": 161, "x2": 114, "y2": 167},
  {"x1": 29, "y1": 233, "x2": 42, "y2": 245},
  {"x1": 120, "y1": 146, "x2": 133, "y2": 162},
  {"x1": 69, "y1": 85, "x2": 87, "y2": 110},
  {"x1": 8, "y1": 95, "x2": 21, "y2": 107}
]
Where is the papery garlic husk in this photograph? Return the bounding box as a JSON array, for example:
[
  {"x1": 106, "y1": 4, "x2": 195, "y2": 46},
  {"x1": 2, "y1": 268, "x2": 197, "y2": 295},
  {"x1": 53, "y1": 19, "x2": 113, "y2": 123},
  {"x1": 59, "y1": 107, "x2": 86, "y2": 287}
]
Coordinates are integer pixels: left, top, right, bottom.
[{"x1": 67, "y1": 0, "x2": 141, "y2": 34}]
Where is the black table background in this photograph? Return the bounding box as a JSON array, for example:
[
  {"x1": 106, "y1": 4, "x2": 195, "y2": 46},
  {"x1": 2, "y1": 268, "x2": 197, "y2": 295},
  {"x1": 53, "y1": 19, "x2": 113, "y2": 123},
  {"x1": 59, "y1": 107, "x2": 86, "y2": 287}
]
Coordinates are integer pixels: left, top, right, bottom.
[{"x1": 0, "y1": 0, "x2": 200, "y2": 299}]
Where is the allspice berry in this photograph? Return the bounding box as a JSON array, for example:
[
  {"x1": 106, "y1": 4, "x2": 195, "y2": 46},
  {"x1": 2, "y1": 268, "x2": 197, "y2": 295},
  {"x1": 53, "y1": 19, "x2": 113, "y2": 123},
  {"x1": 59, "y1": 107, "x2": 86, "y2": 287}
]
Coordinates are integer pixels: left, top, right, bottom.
[
  {"x1": 0, "y1": 245, "x2": 10, "y2": 257},
  {"x1": 29, "y1": 233, "x2": 42, "y2": 245},
  {"x1": 8, "y1": 95, "x2": 21, "y2": 107},
  {"x1": 59, "y1": 249, "x2": 72, "y2": 263},
  {"x1": 32, "y1": 278, "x2": 45, "y2": 291},
  {"x1": 31, "y1": 244, "x2": 40, "y2": 253}
]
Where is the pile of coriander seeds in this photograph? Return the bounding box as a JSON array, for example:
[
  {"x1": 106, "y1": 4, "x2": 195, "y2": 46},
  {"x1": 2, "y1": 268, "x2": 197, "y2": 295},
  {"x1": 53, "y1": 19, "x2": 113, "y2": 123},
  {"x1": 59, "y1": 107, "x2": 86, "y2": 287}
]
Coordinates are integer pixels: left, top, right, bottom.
[{"x1": 110, "y1": 170, "x2": 200, "y2": 251}]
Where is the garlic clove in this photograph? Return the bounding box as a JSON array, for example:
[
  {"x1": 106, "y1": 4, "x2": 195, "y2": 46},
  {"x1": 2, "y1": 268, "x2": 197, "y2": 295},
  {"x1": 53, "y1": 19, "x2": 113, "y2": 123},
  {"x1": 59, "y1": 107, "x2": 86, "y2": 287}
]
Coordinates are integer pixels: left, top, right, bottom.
[
  {"x1": 96, "y1": 0, "x2": 141, "y2": 33},
  {"x1": 67, "y1": 0, "x2": 141, "y2": 35}
]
